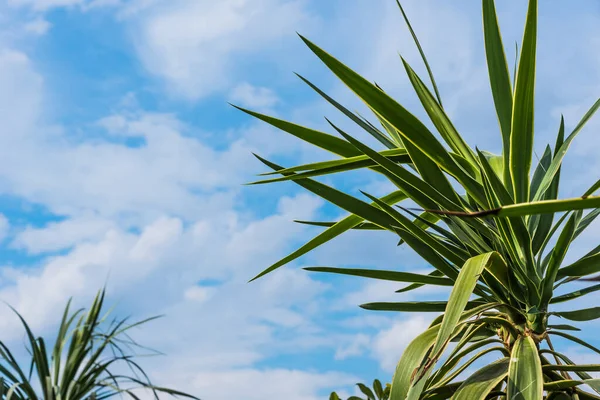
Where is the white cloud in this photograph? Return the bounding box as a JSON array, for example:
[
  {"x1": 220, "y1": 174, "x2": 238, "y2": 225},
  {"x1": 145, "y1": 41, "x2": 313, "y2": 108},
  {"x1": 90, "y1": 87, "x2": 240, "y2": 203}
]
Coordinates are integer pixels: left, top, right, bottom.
[
  {"x1": 335, "y1": 333, "x2": 370, "y2": 360},
  {"x1": 179, "y1": 368, "x2": 355, "y2": 400},
  {"x1": 229, "y1": 82, "x2": 279, "y2": 112},
  {"x1": 0, "y1": 193, "x2": 323, "y2": 339},
  {"x1": 126, "y1": 0, "x2": 315, "y2": 99},
  {"x1": 183, "y1": 285, "x2": 215, "y2": 303},
  {"x1": 3, "y1": 1, "x2": 600, "y2": 398},
  {"x1": 0, "y1": 214, "x2": 9, "y2": 243},
  {"x1": 373, "y1": 316, "x2": 432, "y2": 372},
  {"x1": 12, "y1": 214, "x2": 115, "y2": 254},
  {"x1": 23, "y1": 17, "x2": 51, "y2": 35}
]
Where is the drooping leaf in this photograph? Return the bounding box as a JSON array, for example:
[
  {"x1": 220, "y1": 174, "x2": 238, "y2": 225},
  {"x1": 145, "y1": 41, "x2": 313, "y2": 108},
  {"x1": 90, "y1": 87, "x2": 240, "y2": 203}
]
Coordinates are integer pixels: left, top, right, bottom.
[
  {"x1": 549, "y1": 331, "x2": 600, "y2": 356},
  {"x1": 555, "y1": 307, "x2": 600, "y2": 322},
  {"x1": 548, "y1": 324, "x2": 581, "y2": 332}
]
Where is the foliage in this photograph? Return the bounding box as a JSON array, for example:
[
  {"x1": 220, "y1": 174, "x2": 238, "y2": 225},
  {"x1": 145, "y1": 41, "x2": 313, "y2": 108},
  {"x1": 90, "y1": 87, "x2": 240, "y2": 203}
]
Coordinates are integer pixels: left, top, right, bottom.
[
  {"x1": 330, "y1": 379, "x2": 390, "y2": 400},
  {"x1": 0, "y1": 289, "x2": 197, "y2": 400},
  {"x1": 240, "y1": 0, "x2": 600, "y2": 398}
]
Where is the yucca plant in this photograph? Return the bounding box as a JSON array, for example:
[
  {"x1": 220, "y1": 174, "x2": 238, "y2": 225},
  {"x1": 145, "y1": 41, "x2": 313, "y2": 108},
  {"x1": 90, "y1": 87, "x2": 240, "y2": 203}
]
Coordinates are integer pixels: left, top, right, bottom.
[
  {"x1": 0, "y1": 289, "x2": 197, "y2": 400},
  {"x1": 239, "y1": 0, "x2": 600, "y2": 399},
  {"x1": 330, "y1": 379, "x2": 391, "y2": 400}
]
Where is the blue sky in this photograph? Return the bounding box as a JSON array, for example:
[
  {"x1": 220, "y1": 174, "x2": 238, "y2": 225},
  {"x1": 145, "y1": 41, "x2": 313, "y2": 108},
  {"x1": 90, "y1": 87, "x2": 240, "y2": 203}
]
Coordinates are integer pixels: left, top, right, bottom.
[{"x1": 0, "y1": 0, "x2": 600, "y2": 399}]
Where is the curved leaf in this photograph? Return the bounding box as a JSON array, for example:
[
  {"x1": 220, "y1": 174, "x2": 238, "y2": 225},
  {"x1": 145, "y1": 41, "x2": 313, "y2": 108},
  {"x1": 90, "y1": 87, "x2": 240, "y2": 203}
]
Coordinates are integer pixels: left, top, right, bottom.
[
  {"x1": 451, "y1": 358, "x2": 509, "y2": 400},
  {"x1": 555, "y1": 307, "x2": 600, "y2": 322}
]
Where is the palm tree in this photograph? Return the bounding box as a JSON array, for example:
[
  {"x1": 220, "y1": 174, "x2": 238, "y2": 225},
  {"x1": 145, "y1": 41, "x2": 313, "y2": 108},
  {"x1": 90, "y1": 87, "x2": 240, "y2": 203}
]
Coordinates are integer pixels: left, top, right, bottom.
[
  {"x1": 0, "y1": 289, "x2": 197, "y2": 400},
  {"x1": 240, "y1": 0, "x2": 600, "y2": 398}
]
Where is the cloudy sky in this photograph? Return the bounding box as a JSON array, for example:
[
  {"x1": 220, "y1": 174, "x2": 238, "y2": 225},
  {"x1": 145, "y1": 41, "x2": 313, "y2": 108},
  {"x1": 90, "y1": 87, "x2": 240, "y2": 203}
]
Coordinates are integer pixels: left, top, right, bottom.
[{"x1": 0, "y1": 0, "x2": 600, "y2": 399}]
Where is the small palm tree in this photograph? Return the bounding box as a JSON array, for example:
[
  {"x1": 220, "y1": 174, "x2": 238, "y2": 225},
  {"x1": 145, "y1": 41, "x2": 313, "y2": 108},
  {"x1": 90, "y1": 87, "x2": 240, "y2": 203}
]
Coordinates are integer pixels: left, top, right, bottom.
[
  {"x1": 241, "y1": 0, "x2": 600, "y2": 398},
  {"x1": 0, "y1": 289, "x2": 197, "y2": 400},
  {"x1": 331, "y1": 379, "x2": 391, "y2": 400}
]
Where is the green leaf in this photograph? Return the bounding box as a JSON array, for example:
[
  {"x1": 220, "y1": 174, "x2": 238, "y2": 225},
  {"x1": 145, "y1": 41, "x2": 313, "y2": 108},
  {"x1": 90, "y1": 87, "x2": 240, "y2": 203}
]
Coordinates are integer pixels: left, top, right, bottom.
[
  {"x1": 431, "y1": 336, "x2": 501, "y2": 385},
  {"x1": 532, "y1": 118, "x2": 565, "y2": 255},
  {"x1": 395, "y1": 270, "x2": 445, "y2": 294},
  {"x1": 540, "y1": 211, "x2": 581, "y2": 305},
  {"x1": 509, "y1": 0, "x2": 537, "y2": 203},
  {"x1": 431, "y1": 196, "x2": 600, "y2": 218},
  {"x1": 298, "y1": 34, "x2": 486, "y2": 206},
  {"x1": 549, "y1": 331, "x2": 600, "y2": 355},
  {"x1": 435, "y1": 346, "x2": 508, "y2": 389},
  {"x1": 304, "y1": 267, "x2": 454, "y2": 286},
  {"x1": 295, "y1": 74, "x2": 397, "y2": 149},
  {"x1": 401, "y1": 58, "x2": 477, "y2": 166},
  {"x1": 543, "y1": 365, "x2": 600, "y2": 372},
  {"x1": 557, "y1": 253, "x2": 600, "y2": 280},
  {"x1": 396, "y1": 209, "x2": 444, "y2": 246},
  {"x1": 551, "y1": 283, "x2": 600, "y2": 304},
  {"x1": 545, "y1": 379, "x2": 600, "y2": 391},
  {"x1": 373, "y1": 380, "x2": 384, "y2": 400},
  {"x1": 482, "y1": 0, "x2": 513, "y2": 191},
  {"x1": 396, "y1": 131, "x2": 464, "y2": 209},
  {"x1": 389, "y1": 325, "x2": 439, "y2": 400},
  {"x1": 555, "y1": 307, "x2": 600, "y2": 322},
  {"x1": 530, "y1": 145, "x2": 552, "y2": 203},
  {"x1": 450, "y1": 358, "x2": 509, "y2": 400},
  {"x1": 360, "y1": 301, "x2": 483, "y2": 313},
  {"x1": 389, "y1": 303, "x2": 500, "y2": 400},
  {"x1": 327, "y1": 121, "x2": 454, "y2": 212},
  {"x1": 532, "y1": 98, "x2": 600, "y2": 201},
  {"x1": 575, "y1": 208, "x2": 600, "y2": 240},
  {"x1": 478, "y1": 148, "x2": 536, "y2": 287},
  {"x1": 358, "y1": 383, "x2": 376, "y2": 400},
  {"x1": 584, "y1": 178, "x2": 600, "y2": 198},
  {"x1": 406, "y1": 253, "x2": 499, "y2": 400},
  {"x1": 548, "y1": 324, "x2": 580, "y2": 331},
  {"x1": 541, "y1": 351, "x2": 600, "y2": 397},
  {"x1": 363, "y1": 193, "x2": 468, "y2": 266},
  {"x1": 254, "y1": 149, "x2": 410, "y2": 182},
  {"x1": 395, "y1": 0, "x2": 443, "y2": 107},
  {"x1": 507, "y1": 335, "x2": 543, "y2": 400},
  {"x1": 294, "y1": 220, "x2": 382, "y2": 230},
  {"x1": 233, "y1": 105, "x2": 360, "y2": 157},
  {"x1": 249, "y1": 156, "x2": 406, "y2": 281}
]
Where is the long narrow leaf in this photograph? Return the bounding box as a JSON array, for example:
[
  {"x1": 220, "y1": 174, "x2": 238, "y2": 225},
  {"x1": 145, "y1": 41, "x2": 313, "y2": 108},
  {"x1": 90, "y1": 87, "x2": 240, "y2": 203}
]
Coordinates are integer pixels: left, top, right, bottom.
[{"x1": 509, "y1": 0, "x2": 538, "y2": 203}]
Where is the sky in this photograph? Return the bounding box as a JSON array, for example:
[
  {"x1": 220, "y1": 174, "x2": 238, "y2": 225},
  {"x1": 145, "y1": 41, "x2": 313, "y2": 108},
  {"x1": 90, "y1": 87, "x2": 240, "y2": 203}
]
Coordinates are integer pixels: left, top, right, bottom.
[{"x1": 0, "y1": 0, "x2": 600, "y2": 399}]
